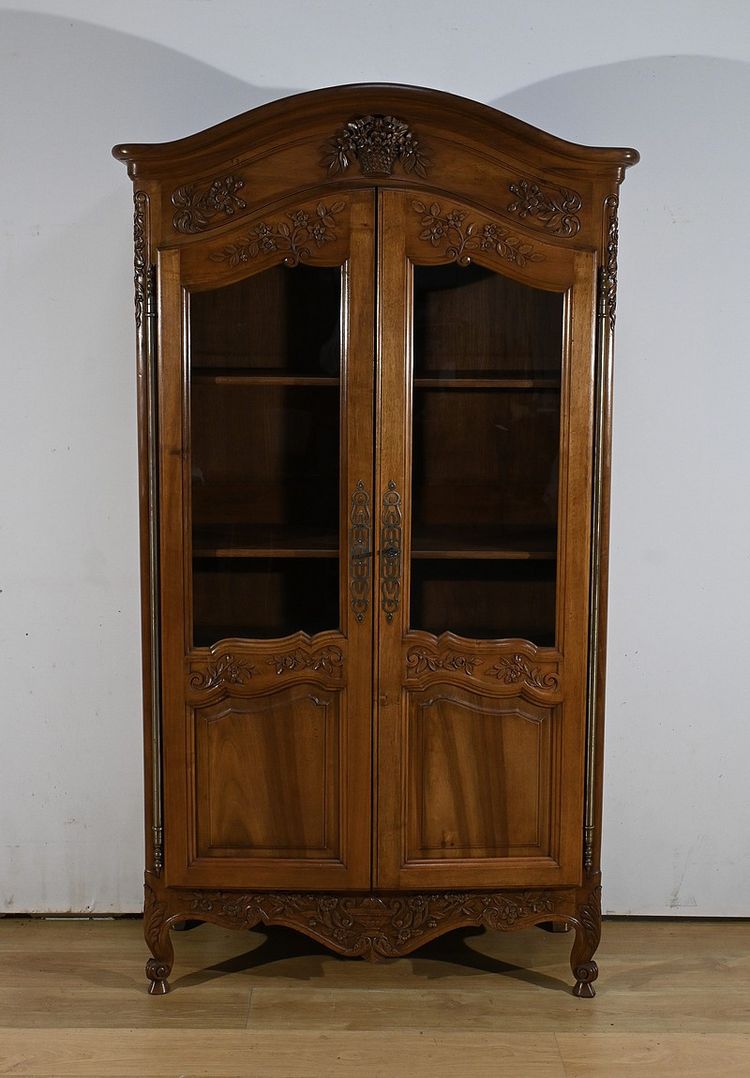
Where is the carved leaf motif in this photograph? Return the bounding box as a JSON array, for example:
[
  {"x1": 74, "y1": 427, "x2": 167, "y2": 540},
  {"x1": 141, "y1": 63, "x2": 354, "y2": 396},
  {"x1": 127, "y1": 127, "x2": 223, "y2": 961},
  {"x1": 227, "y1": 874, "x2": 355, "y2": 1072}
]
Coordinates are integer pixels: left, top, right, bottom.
[
  {"x1": 172, "y1": 174, "x2": 247, "y2": 233},
  {"x1": 411, "y1": 201, "x2": 543, "y2": 268},
  {"x1": 210, "y1": 201, "x2": 346, "y2": 267},
  {"x1": 188, "y1": 654, "x2": 255, "y2": 690},
  {"x1": 602, "y1": 193, "x2": 619, "y2": 331},
  {"x1": 488, "y1": 654, "x2": 560, "y2": 692},
  {"x1": 406, "y1": 647, "x2": 482, "y2": 677},
  {"x1": 133, "y1": 190, "x2": 148, "y2": 331},
  {"x1": 325, "y1": 115, "x2": 428, "y2": 178},
  {"x1": 507, "y1": 179, "x2": 582, "y2": 237},
  {"x1": 266, "y1": 646, "x2": 343, "y2": 677},
  {"x1": 181, "y1": 889, "x2": 556, "y2": 959}
]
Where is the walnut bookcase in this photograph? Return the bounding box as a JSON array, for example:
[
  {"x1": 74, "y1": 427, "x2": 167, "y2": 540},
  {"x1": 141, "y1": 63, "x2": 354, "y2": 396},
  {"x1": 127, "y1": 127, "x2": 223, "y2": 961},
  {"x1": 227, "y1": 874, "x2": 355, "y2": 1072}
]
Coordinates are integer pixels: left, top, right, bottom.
[{"x1": 113, "y1": 84, "x2": 637, "y2": 996}]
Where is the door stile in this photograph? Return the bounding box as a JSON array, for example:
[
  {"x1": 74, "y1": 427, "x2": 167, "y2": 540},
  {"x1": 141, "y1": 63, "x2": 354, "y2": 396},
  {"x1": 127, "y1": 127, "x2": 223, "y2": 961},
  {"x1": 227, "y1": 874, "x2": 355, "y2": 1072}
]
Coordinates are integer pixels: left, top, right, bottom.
[{"x1": 373, "y1": 190, "x2": 413, "y2": 886}]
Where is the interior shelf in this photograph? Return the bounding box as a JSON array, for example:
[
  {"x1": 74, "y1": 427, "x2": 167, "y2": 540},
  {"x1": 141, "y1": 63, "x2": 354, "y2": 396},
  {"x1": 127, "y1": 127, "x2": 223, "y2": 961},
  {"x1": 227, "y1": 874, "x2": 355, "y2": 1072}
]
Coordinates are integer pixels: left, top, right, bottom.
[
  {"x1": 412, "y1": 526, "x2": 556, "y2": 560},
  {"x1": 191, "y1": 367, "x2": 339, "y2": 387},
  {"x1": 193, "y1": 524, "x2": 338, "y2": 559},
  {"x1": 414, "y1": 368, "x2": 560, "y2": 389}
]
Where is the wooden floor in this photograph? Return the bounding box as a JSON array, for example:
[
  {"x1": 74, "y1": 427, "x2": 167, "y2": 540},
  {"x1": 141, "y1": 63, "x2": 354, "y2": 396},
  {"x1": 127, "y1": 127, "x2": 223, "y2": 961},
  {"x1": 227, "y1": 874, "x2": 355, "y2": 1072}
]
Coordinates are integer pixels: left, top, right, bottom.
[{"x1": 0, "y1": 918, "x2": 748, "y2": 1076}]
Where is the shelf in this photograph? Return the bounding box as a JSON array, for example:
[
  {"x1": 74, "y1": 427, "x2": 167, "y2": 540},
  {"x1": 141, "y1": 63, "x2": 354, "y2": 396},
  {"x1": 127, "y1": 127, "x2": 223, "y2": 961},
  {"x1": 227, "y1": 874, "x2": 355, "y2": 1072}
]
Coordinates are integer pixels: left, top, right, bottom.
[
  {"x1": 414, "y1": 369, "x2": 560, "y2": 389},
  {"x1": 192, "y1": 367, "x2": 339, "y2": 387},
  {"x1": 193, "y1": 524, "x2": 338, "y2": 559},
  {"x1": 412, "y1": 526, "x2": 556, "y2": 561}
]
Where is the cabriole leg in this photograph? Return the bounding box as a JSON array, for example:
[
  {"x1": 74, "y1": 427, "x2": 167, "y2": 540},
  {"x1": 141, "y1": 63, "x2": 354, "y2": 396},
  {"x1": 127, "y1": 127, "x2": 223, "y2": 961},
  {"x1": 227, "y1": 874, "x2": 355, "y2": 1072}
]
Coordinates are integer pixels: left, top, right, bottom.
[
  {"x1": 570, "y1": 882, "x2": 602, "y2": 998},
  {"x1": 144, "y1": 877, "x2": 174, "y2": 995}
]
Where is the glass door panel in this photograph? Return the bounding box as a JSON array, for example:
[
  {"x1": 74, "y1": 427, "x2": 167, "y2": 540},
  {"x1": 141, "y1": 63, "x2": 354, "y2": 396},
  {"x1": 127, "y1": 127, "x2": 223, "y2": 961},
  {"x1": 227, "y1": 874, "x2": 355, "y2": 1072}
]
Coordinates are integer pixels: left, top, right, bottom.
[
  {"x1": 189, "y1": 265, "x2": 342, "y2": 645},
  {"x1": 410, "y1": 264, "x2": 563, "y2": 645}
]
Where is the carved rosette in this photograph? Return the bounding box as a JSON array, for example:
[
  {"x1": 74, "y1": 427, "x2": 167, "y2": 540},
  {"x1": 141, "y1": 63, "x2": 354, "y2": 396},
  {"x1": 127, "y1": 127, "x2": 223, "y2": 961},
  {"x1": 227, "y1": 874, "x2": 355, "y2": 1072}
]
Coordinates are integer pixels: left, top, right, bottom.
[
  {"x1": 350, "y1": 480, "x2": 371, "y2": 623},
  {"x1": 325, "y1": 115, "x2": 428, "y2": 178},
  {"x1": 507, "y1": 179, "x2": 582, "y2": 237},
  {"x1": 188, "y1": 654, "x2": 255, "y2": 690},
  {"x1": 412, "y1": 201, "x2": 543, "y2": 268},
  {"x1": 266, "y1": 646, "x2": 343, "y2": 677},
  {"x1": 209, "y1": 201, "x2": 345, "y2": 267},
  {"x1": 601, "y1": 193, "x2": 619, "y2": 331},
  {"x1": 179, "y1": 889, "x2": 557, "y2": 959},
  {"x1": 171, "y1": 173, "x2": 247, "y2": 233}
]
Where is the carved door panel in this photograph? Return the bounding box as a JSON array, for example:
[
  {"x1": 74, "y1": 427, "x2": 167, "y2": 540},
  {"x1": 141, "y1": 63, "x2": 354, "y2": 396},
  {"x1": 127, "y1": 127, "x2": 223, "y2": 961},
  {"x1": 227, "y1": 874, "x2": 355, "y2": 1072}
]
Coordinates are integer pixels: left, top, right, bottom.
[
  {"x1": 374, "y1": 189, "x2": 596, "y2": 889},
  {"x1": 158, "y1": 190, "x2": 375, "y2": 889}
]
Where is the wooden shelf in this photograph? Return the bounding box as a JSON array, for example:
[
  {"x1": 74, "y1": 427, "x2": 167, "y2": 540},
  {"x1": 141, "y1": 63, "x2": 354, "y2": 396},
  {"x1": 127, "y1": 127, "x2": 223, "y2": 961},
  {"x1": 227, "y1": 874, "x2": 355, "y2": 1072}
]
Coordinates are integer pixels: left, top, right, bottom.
[
  {"x1": 193, "y1": 524, "x2": 338, "y2": 559},
  {"x1": 192, "y1": 367, "x2": 339, "y2": 387},
  {"x1": 414, "y1": 369, "x2": 560, "y2": 390},
  {"x1": 412, "y1": 526, "x2": 556, "y2": 561}
]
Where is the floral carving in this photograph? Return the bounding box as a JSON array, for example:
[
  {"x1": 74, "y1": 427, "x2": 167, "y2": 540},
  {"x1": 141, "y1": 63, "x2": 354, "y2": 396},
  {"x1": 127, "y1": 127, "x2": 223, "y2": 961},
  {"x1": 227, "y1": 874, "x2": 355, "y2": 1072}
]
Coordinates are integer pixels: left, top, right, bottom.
[
  {"x1": 188, "y1": 654, "x2": 255, "y2": 690},
  {"x1": 210, "y1": 201, "x2": 345, "y2": 267},
  {"x1": 181, "y1": 889, "x2": 556, "y2": 959},
  {"x1": 350, "y1": 480, "x2": 371, "y2": 623},
  {"x1": 267, "y1": 646, "x2": 343, "y2": 677},
  {"x1": 325, "y1": 115, "x2": 428, "y2": 178},
  {"x1": 489, "y1": 654, "x2": 560, "y2": 692},
  {"x1": 133, "y1": 190, "x2": 149, "y2": 331},
  {"x1": 412, "y1": 201, "x2": 543, "y2": 268},
  {"x1": 571, "y1": 882, "x2": 601, "y2": 997},
  {"x1": 507, "y1": 179, "x2": 582, "y2": 237},
  {"x1": 601, "y1": 193, "x2": 619, "y2": 331},
  {"x1": 171, "y1": 174, "x2": 246, "y2": 233},
  {"x1": 406, "y1": 647, "x2": 481, "y2": 677}
]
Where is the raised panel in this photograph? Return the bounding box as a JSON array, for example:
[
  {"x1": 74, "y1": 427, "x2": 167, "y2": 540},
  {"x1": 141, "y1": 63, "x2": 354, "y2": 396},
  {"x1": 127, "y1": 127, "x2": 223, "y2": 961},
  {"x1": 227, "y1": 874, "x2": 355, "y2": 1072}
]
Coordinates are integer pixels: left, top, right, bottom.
[
  {"x1": 406, "y1": 689, "x2": 553, "y2": 862},
  {"x1": 194, "y1": 686, "x2": 339, "y2": 859}
]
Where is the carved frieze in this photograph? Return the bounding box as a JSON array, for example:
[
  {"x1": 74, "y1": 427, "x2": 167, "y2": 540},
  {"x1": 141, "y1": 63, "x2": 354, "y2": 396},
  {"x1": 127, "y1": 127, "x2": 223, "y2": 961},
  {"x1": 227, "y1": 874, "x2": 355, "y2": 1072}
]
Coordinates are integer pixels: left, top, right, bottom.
[
  {"x1": 266, "y1": 646, "x2": 343, "y2": 677},
  {"x1": 488, "y1": 654, "x2": 560, "y2": 692},
  {"x1": 412, "y1": 201, "x2": 543, "y2": 268},
  {"x1": 188, "y1": 654, "x2": 255, "y2": 690},
  {"x1": 180, "y1": 888, "x2": 557, "y2": 959},
  {"x1": 406, "y1": 648, "x2": 481, "y2": 677},
  {"x1": 209, "y1": 201, "x2": 345, "y2": 267},
  {"x1": 325, "y1": 115, "x2": 428, "y2": 178},
  {"x1": 171, "y1": 174, "x2": 246, "y2": 233},
  {"x1": 507, "y1": 179, "x2": 582, "y2": 237}
]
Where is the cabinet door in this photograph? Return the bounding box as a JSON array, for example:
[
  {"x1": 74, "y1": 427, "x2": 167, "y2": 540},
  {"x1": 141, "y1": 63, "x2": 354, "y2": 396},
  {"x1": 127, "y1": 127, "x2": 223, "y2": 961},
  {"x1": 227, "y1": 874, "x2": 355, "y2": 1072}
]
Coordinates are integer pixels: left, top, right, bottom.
[
  {"x1": 158, "y1": 191, "x2": 375, "y2": 889},
  {"x1": 375, "y1": 189, "x2": 596, "y2": 889}
]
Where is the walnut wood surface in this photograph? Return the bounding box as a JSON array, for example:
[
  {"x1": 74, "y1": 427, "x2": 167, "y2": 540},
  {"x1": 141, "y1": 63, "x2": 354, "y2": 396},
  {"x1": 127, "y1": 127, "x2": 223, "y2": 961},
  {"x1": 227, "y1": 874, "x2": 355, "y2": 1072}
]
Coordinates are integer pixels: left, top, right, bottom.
[{"x1": 114, "y1": 83, "x2": 637, "y2": 997}]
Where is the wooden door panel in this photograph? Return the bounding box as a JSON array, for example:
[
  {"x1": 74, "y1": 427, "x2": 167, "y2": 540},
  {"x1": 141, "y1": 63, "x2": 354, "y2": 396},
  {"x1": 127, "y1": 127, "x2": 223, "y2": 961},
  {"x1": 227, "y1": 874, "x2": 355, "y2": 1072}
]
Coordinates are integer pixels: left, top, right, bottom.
[
  {"x1": 375, "y1": 188, "x2": 596, "y2": 890},
  {"x1": 407, "y1": 688, "x2": 553, "y2": 861},
  {"x1": 194, "y1": 686, "x2": 339, "y2": 859},
  {"x1": 158, "y1": 189, "x2": 376, "y2": 890}
]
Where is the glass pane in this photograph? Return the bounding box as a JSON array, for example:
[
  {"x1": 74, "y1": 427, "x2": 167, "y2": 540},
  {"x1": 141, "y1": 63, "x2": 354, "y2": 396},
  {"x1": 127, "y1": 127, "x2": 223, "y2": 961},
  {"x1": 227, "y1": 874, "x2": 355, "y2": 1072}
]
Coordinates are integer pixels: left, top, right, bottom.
[
  {"x1": 410, "y1": 264, "x2": 563, "y2": 645},
  {"x1": 189, "y1": 265, "x2": 341, "y2": 645}
]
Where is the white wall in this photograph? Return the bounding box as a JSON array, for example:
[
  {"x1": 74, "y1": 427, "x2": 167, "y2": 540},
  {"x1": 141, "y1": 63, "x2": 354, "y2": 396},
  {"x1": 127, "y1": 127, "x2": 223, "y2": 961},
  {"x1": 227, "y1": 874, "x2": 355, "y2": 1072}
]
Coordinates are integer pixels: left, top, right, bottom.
[{"x1": 1, "y1": 0, "x2": 748, "y2": 915}]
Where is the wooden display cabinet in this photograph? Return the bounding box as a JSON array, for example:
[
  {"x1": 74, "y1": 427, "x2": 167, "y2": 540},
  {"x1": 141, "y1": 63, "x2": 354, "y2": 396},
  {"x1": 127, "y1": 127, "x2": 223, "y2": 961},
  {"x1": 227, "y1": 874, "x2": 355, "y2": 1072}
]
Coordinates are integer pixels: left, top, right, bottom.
[{"x1": 113, "y1": 85, "x2": 638, "y2": 996}]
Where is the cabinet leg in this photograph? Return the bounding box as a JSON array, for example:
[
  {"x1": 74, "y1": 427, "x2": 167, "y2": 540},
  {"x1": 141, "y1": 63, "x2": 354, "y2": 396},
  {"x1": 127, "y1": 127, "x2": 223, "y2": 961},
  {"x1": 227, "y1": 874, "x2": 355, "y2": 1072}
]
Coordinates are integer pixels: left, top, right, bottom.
[
  {"x1": 570, "y1": 882, "x2": 601, "y2": 998},
  {"x1": 144, "y1": 877, "x2": 174, "y2": 995}
]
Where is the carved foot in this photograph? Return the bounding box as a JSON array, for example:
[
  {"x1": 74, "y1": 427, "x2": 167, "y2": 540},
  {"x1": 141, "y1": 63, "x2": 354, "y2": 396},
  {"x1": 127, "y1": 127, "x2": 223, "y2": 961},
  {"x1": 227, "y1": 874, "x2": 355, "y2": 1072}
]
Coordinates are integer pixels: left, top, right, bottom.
[
  {"x1": 572, "y1": 959, "x2": 598, "y2": 997},
  {"x1": 146, "y1": 957, "x2": 170, "y2": 995},
  {"x1": 569, "y1": 880, "x2": 602, "y2": 999},
  {"x1": 144, "y1": 875, "x2": 175, "y2": 996}
]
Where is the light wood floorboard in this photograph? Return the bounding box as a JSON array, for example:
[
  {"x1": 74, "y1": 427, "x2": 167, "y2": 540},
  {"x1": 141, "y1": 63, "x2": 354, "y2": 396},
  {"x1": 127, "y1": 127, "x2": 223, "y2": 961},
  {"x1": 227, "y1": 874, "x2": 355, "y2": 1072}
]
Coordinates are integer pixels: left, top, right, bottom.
[{"x1": 0, "y1": 918, "x2": 748, "y2": 1076}]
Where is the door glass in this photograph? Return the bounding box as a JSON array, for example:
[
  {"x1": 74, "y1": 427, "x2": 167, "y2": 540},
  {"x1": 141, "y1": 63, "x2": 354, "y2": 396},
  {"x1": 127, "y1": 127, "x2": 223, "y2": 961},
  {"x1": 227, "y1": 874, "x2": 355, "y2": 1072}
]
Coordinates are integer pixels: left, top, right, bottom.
[
  {"x1": 189, "y1": 264, "x2": 342, "y2": 645},
  {"x1": 410, "y1": 263, "x2": 563, "y2": 645}
]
